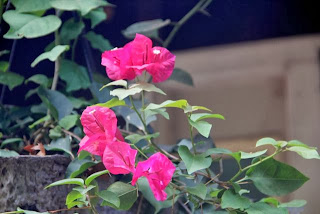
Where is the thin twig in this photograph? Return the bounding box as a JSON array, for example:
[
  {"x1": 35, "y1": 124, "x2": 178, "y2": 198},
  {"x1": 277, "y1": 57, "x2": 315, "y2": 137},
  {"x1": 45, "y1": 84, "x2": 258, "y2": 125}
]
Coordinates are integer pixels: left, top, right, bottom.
[
  {"x1": 136, "y1": 195, "x2": 144, "y2": 214},
  {"x1": 48, "y1": 206, "x2": 91, "y2": 213},
  {"x1": 61, "y1": 128, "x2": 82, "y2": 142},
  {"x1": 178, "y1": 200, "x2": 192, "y2": 214}
]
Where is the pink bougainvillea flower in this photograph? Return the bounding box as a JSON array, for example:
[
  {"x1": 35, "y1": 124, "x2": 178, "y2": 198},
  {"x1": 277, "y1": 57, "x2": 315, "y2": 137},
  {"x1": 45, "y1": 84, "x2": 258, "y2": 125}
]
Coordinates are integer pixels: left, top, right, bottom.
[
  {"x1": 103, "y1": 141, "x2": 137, "y2": 175},
  {"x1": 101, "y1": 47, "x2": 136, "y2": 81},
  {"x1": 132, "y1": 152, "x2": 176, "y2": 201},
  {"x1": 101, "y1": 34, "x2": 176, "y2": 83},
  {"x1": 78, "y1": 106, "x2": 124, "y2": 157}
]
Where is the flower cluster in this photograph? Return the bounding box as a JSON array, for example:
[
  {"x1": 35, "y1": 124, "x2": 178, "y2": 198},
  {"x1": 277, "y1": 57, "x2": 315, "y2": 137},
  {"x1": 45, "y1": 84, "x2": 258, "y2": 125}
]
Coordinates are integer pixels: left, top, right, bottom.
[
  {"x1": 78, "y1": 106, "x2": 175, "y2": 201},
  {"x1": 101, "y1": 34, "x2": 176, "y2": 83}
]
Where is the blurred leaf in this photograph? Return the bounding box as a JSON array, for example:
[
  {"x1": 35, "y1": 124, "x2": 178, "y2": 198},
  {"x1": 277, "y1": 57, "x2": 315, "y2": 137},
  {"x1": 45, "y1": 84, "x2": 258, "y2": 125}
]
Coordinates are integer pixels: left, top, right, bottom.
[
  {"x1": 0, "y1": 71, "x2": 24, "y2": 90},
  {"x1": 84, "y1": 7, "x2": 107, "y2": 28},
  {"x1": 246, "y1": 202, "x2": 288, "y2": 214},
  {"x1": 259, "y1": 197, "x2": 280, "y2": 207},
  {"x1": 49, "y1": 126, "x2": 62, "y2": 139},
  {"x1": 221, "y1": 190, "x2": 251, "y2": 210},
  {"x1": 256, "y1": 137, "x2": 277, "y2": 147},
  {"x1": 169, "y1": 68, "x2": 194, "y2": 86},
  {"x1": 26, "y1": 74, "x2": 49, "y2": 87},
  {"x1": 122, "y1": 19, "x2": 170, "y2": 39},
  {"x1": 45, "y1": 137, "x2": 74, "y2": 158},
  {"x1": 37, "y1": 87, "x2": 73, "y2": 120},
  {"x1": 187, "y1": 183, "x2": 207, "y2": 200},
  {"x1": 90, "y1": 81, "x2": 113, "y2": 103},
  {"x1": 145, "y1": 99, "x2": 188, "y2": 111},
  {"x1": 111, "y1": 82, "x2": 165, "y2": 100},
  {"x1": 0, "y1": 50, "x2": 10, "y2": 57},
  {"x1": 68, "y1": 97, "x2": 92, "y2": 109},
  {"x1": 60, "y1": 18, "x2": 85, "y2": 44},
  {"x1": 12, "y1": 0, "x2": 51, "y2": 12},
  {"x1": 101, "y1": 182, "x2": 137, "y2": 210},
  {"x1": 0, "y1": 138, "x2": 23, "y2": 149},
  {"x1": 66, "y1": 190, "x2": 83, "y2": 206},
  {"x1": 287, "y1": 140, "x2": 313, "y2": 148},
  {"x1": 46, "y1": 178, "x2": 84, "y2": 189},
  {"x1": 66, "y1": 201, "x2": 85, "y2": 209},
  {"x1": 3, "y1": 10, "x2": 61, "y2": 39},
  {"x1": 66, "y1": 157, "x2": 97, "y2": 178},
  {"x1": 84, "y1": 31, "x2": 113, "y2": 52},
  {"x1": 188, "y1": 118, "x2": 212, "y2": 138},
  {"x1": 0, "y1": 149, "x2": 19, "y2": 157},
  {"x1": 59, "y1": 114, "x2": 79, "y2": 130},
  {"x1": 101, "y1": 79, "x2": 127, "y2": 89},
  {"x1": 241, "y1": 149, "x2": 268, "y2": 159},
  {"x1": 137, "y1": 177, "x2": 178, "y2": 214},
  {"x1": 96, "y1": 98, "x2": 127, "y2": 108},
  {"x1": 178, "y1": 145, "x2": 212, "y2": 174},
  {"x1": 17, "y1": 208, "x2": 49, "y2": 214},
  {"x1": 201, "y1": 148, "x2": 232, "y2": 157},
  {"x1": 60, "y1": 60, "x2": 91, "y2": 92},
  {"x1": 85, "y1": 169, "x2": 109, "y2": 186},
  {"x1": 50, "y1": 0, "x2": 109, "y2": 16},
  {"x1": 279, "y1": 199, "x2": 306, "y2": 208},
  {"x1": 125, "y1": 132, "x2": 159, "y2": 144},
  {"x1": 287, "y1": 146, "x2": 320, "y2": 159},
  {"x1": 0, "y1": 61, "x2": 9, "y2": 72},
  {"x1": 31, "y1": 45, "x2": 69, "y2": 67},
  {"x1": 246, "y1": 158, "x2": 309, "y2": 196},
  {"x1": 144, "y1": 108, "x2": 169, "y2": 120}
]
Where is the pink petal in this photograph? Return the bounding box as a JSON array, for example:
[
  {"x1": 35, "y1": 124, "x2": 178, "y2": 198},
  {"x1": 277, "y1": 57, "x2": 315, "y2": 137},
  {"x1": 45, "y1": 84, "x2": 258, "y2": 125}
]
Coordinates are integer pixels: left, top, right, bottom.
[
  {"x1": 101, "y1": 47, "x2": 136, "y2": 80},
  {"x1": 78, "y1": 134, "x2": 107, "y2": 157},
  {"x1": 146, "y1": 47, "x2": 176, "y2": 83},
  {"x1": 132, "y1": 152, "x2": 175, "y2": 201},
  {"x1": 103, "y1": 141, "x2": 137, "y2": 175},
  {"x1": 80, "y1": 106, "x2": 118, "y2": 140}
]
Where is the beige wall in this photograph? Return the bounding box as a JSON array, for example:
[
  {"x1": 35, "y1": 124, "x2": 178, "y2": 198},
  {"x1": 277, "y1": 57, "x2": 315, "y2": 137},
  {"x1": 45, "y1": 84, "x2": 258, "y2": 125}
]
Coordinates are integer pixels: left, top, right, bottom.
[{"x1": 153, "y1": 35, "x2": 320, "y2": 213}]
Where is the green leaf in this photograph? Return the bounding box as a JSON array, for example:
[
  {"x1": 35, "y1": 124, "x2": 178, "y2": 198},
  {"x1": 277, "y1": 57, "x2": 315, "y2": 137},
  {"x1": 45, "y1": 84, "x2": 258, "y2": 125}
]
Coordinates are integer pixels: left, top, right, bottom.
[
  {"x1": 3, "y1": 10, "x2": 61, "y2": 39},
  {"x1": 188, "y1": 118, "x2": 212, "y2": 138},
  {"x1": 17, "y1": 208, "x2": 49, "y2": 214},
  {"x1": 101, "y1": 182, "x2": 137, "y2": 210},
  {"x1": 100, "y1": 80, "x2": 127, "y2": 89},
  {"x1": 169, "y1": 68, "x2": 194, "y2": 86},
  {"x1": 137, "y1": 177, "x2": 178, "y2": 214},
  {"x1": 178, "y1": 145, "x2": 212, "y2": 174},
  {"x1": 66, "y1": 158, "x2": 97, "y2": 178},
  {"x1": 287, "y1": 140, "x2": 313, "y2": 148},
  {"x1": 246, "y1": 158, "x2": 309, "y2": 196},
  {"x1": 84, "y1": 31, "x2": 113, "y2": 52},
  {"x1": 85, "y1": 169, "x2": 109, "y2": 186},
  {"x1": 59, "y1": 60, "x2": 90, "y2": 92},
  {"x1": 201, "y1": 148, "x2": 232, "y2": 157},
  {"x1": 221, "y1": 189, "x2": 251, "y2": 210},
  {"x1": 279, "y1": 200, "x2": 306, "y2": 208},
  {"x1": 28, "y1": 115, "x2": 51, "y2": 129},
  {"x1": 259, "y1": 197, "x2": 280, "y2": 207},
  {"x1": 96, "y1": 98, "x2": 127, "y2": 108},
  {"x1": 0, "y1": 61, "x2": 9, "y2": 72},
  {"x1": 98, "y1": 190, "x2": 120, "y2": 208},
  {"x1": 0, "y1": 149, "x2": 19, "y2": 157},
  {"x1": 240, "y1": 149, "x2": 268, "y2": 159},
  {"x1": 58, "y1": 114, "x2": 79, "y2": 130},
  {"x1": 183, "y1": 104, "x2": 212, "y2": 113},
  {"x1": 0, "y1": 50, "x2": 10, "y2": 57},
  {"x1": 0, "y1": 138, "x2": 23, "y2": 149},
  {"x1": 229, "y1": 152, "x2": 241, "y2": 164},
  {"x1": 186, "y1": 183, "x2": 207, "y2": 200},
  {"x1": 60, "y1": 18, "x2": 85, "y2": 44},
  {"x1": 31, "y1": 45, "x2": 69, "y2": 67},
  {"x1": 66, "y1": 201, "x2": 85, "y2": 209},
  {"x1": 210, "y1": 189, "x2": 223, "y2": 198},
  {"x1": 190, "y1": 113, "x2": 225, "y2": 122},
  {"x1": 12, "y1": 0, "x2": 51, "y2": 12},
  {"x1": 50, "y1": 0, "x2": 108, "y2": 16},
  {"x1": 66, "y1": 190, "x2": 83, "y2": 206},
  {"x1": 78, "y1": 150, "x2": 91, "y2": 160},
  {"x1": 287, "y1": 146, "x2": 320, "y2": 159},
  {"x1": 144, "y1": 108, "x2": 170, "y2": 120},
  {"x1": 125, "y1": 133, "x2": 160, "y2": 144},
  {"x1": 0, "y1": 71, "x2": 24, "y2": 90},
  {"x1": 84, "y1": 7, "x2": 107, "y2": 28},
  {"x1": 72, "y1": 185, "x2": 96, "y2": 195},
  {"x1": 145, "y1": 99, "x2": 188, "y2": 110},
  {"x1": 26, "y1": 74, "x2": 49, "y2": 87},
  {"x1": 46, "y1": 178, "x2": 84, "y2": 189},
  {"x1": 256, "y1": 137, "x2": 277, "y2": 147},
  {"x1": 49, "y1": 126, "x2": 62, "y2": 139},
  {"x1": 69, "y1": 97, "x2": 93, "y2": 109},
  {"x1": 45, "y1": 137, "x2": 74, "y2": 158},
  {"x1": 122, "y1": 19, "x2": 170, "y2": 39},
  {"x1": 37, "y1": 87, "x2": 73, "y2": 120},
  {"x1": 246, "y1": 202, "x2": 288, "y2": 214},
  {"x1": 110, "y1": 82, "x2": 166, "y2": 100}
]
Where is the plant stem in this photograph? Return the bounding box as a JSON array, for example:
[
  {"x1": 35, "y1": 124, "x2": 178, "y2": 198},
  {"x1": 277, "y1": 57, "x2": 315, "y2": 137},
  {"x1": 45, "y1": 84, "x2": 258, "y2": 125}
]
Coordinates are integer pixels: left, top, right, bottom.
[
  {"x1": 51, "y1": 12, "x2": 61, "y2": 91},
  {"x1": 129, "y1": 95, "x2": 180, "y2": 161},
  {"x1": 229, "y1": 148, "x2": 282, "y2": 182},
  {"x1": 87, "y1": 193, "x2": 98, "y2": 214},
  {"x1": 131, "y1": 143, "x2": 148, "y2": 159},
  {"x1": 71, "y1": 36, "x2": 79, "y2": 62},
  {"x1": 163, "y1": 0, "x2": 208, "y2": 48},
  {"x1": 188, "y1": 116, "x2": 197, "y2": 154}
]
